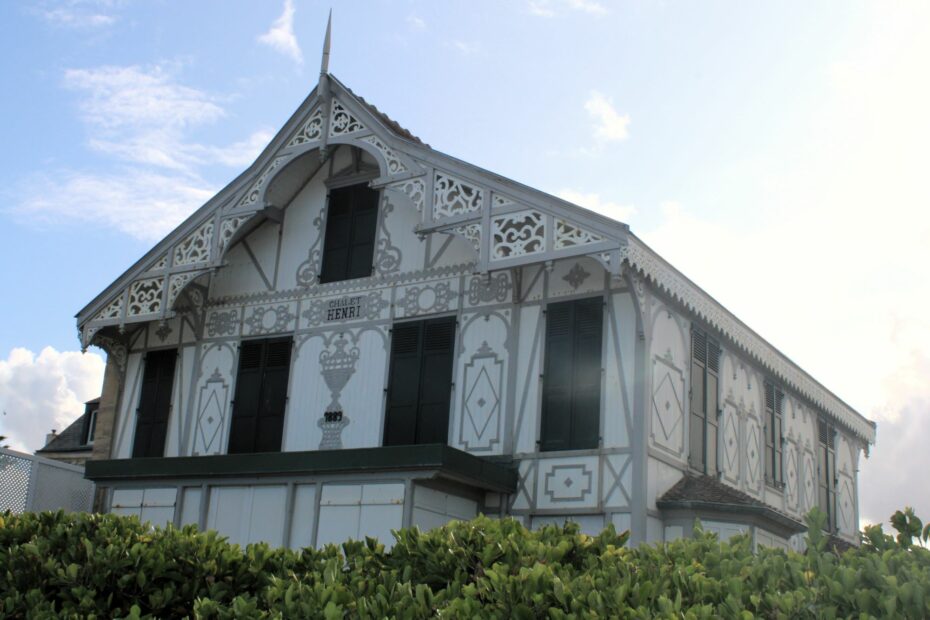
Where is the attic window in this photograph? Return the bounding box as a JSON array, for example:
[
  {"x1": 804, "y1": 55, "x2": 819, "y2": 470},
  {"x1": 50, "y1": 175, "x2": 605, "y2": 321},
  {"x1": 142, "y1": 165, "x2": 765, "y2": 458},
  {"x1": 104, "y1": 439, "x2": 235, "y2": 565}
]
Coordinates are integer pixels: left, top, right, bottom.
[{"x1": 319, "y1": 183, "x2": 379, "y2": 283}]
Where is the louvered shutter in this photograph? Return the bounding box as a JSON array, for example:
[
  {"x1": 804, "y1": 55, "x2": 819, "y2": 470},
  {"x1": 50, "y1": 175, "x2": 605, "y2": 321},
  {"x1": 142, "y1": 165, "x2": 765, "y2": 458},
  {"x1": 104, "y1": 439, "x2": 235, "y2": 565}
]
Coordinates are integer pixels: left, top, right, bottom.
[
  {"x1": 416, "y1": 318, "x2": 456, "y2": 444},
  {"x1": 384, "y1": 322, "x2": 423, "y2": 446},
  {"x1": 541, "y1": 301, "x2": 574, "y2": 451},
  {"x1": 689, "y1": 330, "x2": 707, "y2": 470},
  {"x1": 571, "y1": 298, "x2": 602, "y2": 449},
  {"x1": 132, "y1": 348, "x2": 176, "y2": 458},
  {"x1": 347, "y1": 185, "x2": 378, "y2": 280},
  {"x1": 384, "y1": 317, "x2": 456, "y2": 446},
  {"x1": 706, "y1": 341, "x2": 719, "y2": 475},
  {"x1": 320, "y1": 184, "x2": 379, "y2": 283},
  {"x1": 229, "y1": 338, "x2": 292, "y2": 454},
  {"x1": 256, "y1": 339, "x2": 291, "y2": 452},
  {"x1": 541, "y1": 298, "x2": 603, "y2": 451}
]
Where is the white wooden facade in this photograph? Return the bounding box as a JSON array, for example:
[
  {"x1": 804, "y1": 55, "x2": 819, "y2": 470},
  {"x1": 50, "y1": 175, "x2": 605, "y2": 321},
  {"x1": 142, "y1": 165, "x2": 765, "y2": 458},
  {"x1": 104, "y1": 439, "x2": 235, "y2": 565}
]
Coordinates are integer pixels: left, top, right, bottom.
[{"x1": 78, "y1": 73, "x2": 875, "y2": 550}]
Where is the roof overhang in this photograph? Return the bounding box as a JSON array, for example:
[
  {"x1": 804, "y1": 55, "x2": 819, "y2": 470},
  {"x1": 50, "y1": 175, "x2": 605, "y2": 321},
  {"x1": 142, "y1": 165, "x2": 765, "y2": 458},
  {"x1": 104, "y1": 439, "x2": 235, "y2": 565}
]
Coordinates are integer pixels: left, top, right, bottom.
[
  {"x1": 658, "y1": 498, "x2": 807, "y2": 539},
  {"x1": 84, "y1": 444, "x2": 518, "y2": 494}
]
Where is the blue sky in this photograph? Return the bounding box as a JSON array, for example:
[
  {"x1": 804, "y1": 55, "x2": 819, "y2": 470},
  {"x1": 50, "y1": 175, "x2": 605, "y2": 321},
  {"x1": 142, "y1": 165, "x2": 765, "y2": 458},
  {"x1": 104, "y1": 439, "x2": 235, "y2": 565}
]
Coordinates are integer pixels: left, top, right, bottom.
[{"x1": 1, "y1": 1, "x2": 928, "y2": 527}]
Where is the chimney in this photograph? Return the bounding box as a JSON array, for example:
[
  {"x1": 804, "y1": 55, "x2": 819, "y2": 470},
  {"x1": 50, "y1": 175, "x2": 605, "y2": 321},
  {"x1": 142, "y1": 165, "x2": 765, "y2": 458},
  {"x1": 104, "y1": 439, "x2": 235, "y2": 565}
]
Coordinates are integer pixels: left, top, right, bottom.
[{"x1": 45, "y1": 430, "x2": 57, "y2": 446}]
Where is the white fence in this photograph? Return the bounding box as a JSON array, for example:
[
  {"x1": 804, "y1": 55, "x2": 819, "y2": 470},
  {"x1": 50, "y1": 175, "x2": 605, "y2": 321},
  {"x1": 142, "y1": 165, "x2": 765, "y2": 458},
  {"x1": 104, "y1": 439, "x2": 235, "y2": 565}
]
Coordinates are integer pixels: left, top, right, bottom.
[{"x1": 0, "y1": 447, "x2": 95, "y2": 514}]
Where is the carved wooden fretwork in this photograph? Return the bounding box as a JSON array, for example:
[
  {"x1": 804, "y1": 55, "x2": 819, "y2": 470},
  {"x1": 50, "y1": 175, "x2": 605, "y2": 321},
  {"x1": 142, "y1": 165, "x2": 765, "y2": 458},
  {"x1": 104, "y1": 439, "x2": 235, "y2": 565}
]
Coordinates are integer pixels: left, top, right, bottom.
[
  {"x1": 451, "y1": 222, "x2": 482, "y2": 255},
  {"x1": 329, "y1": 99, "x2": 365, "y2": 136},
  {"x1": 554, "y1": 218, "x2": 603, "y2": 249},
  {"x1": 167, "y1": 272, "x2": 197, "y2": 309},
  {"x1": 361, "y1": 135, "x2": 408, "y2": 175},
  {"x1": 218, "y1": 215, "x2": 252, "y2": 252},
  {"x1": 491, "y1": 210, "x2": 545, "y2": 259},
  {"x1": 621, "y1": 237, "x2": 874, "y2": 442},
  {"x1": 389, "y1": 178, "x2": 425, "y2": 213},
  {"x1": 173, "y1": 220, "x2": 214, "y2": 267},
  {"x1": 286, "y1": 105, "x2": 324, "y2": 147},
  {"x1": 127, "y1": 277, "x2": 163, "y2": 316},
  {"x1": 148, "y1": 254, "x2": 168, "y2": 272},
  {"x1": 94, "y1": 296, "x2": 123, "y2": 322},
  {"x1": 237, "y1": 156, "x2": 289, "y2": 208},
  {"x1": 433, "y1": 173, "x2": 483, "y2": 219}
]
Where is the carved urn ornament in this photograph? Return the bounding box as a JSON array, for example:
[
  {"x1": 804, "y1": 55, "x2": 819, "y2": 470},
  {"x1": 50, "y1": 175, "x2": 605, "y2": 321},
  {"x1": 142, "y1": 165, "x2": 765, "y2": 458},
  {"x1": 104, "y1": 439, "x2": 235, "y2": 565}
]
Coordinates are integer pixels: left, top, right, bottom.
[{"x1": 317, "y1": 337, "x2": 359, "y2": 449}]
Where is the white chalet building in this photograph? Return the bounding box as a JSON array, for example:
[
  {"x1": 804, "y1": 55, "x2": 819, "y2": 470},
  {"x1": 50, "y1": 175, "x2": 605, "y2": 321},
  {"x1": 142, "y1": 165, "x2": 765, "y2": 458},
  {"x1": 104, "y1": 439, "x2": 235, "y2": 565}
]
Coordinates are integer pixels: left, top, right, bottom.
[{"x1": 78, "y1": 65, "x2": 875, "y2": 550}]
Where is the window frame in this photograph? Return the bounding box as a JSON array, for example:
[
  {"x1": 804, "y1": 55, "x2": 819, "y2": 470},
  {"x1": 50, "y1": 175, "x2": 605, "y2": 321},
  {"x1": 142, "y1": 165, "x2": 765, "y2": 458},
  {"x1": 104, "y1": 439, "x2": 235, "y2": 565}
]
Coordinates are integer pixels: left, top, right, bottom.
[
  {"x1": 132, "y1": 348, "x2": 178, "y2": 459},
  {"x1": 763, "y1": 380, "x2": 786, "y2": 488},
  {"x1": 689, "y1": 326, "x2": 720, "y2": 475}
]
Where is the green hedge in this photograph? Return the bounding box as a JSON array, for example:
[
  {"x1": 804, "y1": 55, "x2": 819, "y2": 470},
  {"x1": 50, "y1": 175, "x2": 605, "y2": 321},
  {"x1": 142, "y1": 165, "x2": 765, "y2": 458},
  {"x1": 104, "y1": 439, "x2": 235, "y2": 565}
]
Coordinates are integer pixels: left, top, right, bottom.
[{"x1": 1, "y1": 508, "x2": 929, "y2": 618}]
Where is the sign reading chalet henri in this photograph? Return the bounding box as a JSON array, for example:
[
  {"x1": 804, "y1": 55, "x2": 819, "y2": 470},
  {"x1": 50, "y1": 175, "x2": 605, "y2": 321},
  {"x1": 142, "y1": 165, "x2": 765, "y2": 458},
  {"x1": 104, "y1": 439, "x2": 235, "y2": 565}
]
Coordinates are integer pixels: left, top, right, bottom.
[{"x1": 325, "y1": 296, "x2": 364, "y2": 322}]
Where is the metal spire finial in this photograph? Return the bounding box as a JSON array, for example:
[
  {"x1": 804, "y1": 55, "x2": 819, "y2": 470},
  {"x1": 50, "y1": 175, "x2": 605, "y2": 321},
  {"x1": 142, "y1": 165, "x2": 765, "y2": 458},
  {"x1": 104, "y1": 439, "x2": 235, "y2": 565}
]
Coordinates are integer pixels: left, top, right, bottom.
[{"x1": 320, "y1": 9, "x2": 332, "y2": 76}]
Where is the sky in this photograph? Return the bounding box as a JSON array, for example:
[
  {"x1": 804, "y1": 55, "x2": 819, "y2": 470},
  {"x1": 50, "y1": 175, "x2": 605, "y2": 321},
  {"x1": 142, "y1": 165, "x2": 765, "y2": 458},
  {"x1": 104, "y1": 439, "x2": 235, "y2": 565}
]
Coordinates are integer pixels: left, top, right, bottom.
[{"x1": 0, "y1": 0, "x2": 928, "y2": 530}]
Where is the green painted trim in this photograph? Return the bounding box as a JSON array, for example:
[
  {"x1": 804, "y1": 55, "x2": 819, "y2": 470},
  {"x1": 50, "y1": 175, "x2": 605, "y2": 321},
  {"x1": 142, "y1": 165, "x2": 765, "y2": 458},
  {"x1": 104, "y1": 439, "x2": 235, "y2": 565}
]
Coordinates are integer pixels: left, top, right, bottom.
[{"x1": 85, "y1": 444, "x2": 517, "y2": 493}]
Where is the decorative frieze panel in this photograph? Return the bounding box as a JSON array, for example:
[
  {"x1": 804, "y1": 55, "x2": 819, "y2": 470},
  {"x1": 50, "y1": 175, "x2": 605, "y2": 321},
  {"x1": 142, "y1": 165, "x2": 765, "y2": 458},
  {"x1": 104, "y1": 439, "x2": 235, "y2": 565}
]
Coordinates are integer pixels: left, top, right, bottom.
[
  {"x1": 745, "y1": 417, "x2": 763, "y2": 495},
  {"x1": 802, "y1": 449, "x2": 816, "y2": 511},
  {"x1": 206, "y1": 308, "x2": 240, "y2": 338},
  {"x1": 466, "y1": 273, "x2": 510, "y2": 306},
  {"x1": 94, "y1": 296, "x2": 123, "y2": 322},
  {"x1": 329, "y1": 99, "x2": 365, "y2": 136},
  {"x1": 721, "y1": 404, "x2": 740, "y2": 484},
  {"x1": 242, "y1": 303, "x2": 297, "y2": 336},
  {"x1": 536, "y1": 456, "x2": 599, "y2": 510},
  {"x1": 554, "y1": 219, "x2": 603, "y2": 249},
  {"x1": 174, "y1": 221, "x2": 215, "y2": 267},
  {"x1": 374, "y1": 194, "x2": 402, "y2": 276},
  {"x1": 127, "y1": 277, "x2": 164, "y2": 316},
  {"x1": 396, "y1": 280, "x2": 458, "y2": 318},
  {"x1": 492, "y1": 194, "x2": 515, "y2": 209},
  {"x1": 459, "y1": 342, "x2": 503, "y2": 452},
  {"x1": 191, "y1": 343, "x2": 236, "y2": 456},
  {"x1": 433, "y1": 173, "x2": 483, "y2": 219},
  {"x1": 491, "y1": 210, "x2": 545, "y2": 260},
  {"x1": 784, "y1": 440, "x2": 799, "y2": 512},
  {"x1": 237, "y1": 156, "x2": 288, "y2": 209},
  {"x1": 286, "y1": 105, "x2": 324, "y2": 147},
  {"x1": 148, "y1": 254, "x2": 169, "y2": 272},
  {"x1": 361, "y1": 135, "x2": 408, "y2": 175}
]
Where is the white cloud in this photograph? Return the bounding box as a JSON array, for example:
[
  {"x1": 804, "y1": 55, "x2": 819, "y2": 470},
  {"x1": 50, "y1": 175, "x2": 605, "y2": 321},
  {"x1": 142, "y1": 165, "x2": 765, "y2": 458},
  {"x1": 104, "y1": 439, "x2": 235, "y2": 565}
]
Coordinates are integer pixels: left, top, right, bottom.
[
  {"x1": 16, "y1": 169, "x2": 216, "y2": 242},
  {"x1": 65, "y1": 65, "x2": 225, "y2": 131},
  {"x1": 41, "y1": 7, "x2": 115, "y2": 28},
  {"x1": 0, "y1": 347, "x2": 105, "y2": 453},
  {"x1": 12, "y1": 64, "x2": 270, "y2": 240},
  {"x1": 407, "y1": 14, "x2": 427, "y2": 31},
  {"x1": 585, "y1": 90, "x2": 630, "y2": 143},
  {"x1": 447, "y1": 40, "x2": 481, "y2": 55},
  {"x1": 557, "y1": 189, "x2": 636, "y2": 222},
  {"x1": 526, "y1": 0, "x2": 607, "y2": 17},
  {"x1": 257, "y1": 0, "x2": 303, "y2": 65}
]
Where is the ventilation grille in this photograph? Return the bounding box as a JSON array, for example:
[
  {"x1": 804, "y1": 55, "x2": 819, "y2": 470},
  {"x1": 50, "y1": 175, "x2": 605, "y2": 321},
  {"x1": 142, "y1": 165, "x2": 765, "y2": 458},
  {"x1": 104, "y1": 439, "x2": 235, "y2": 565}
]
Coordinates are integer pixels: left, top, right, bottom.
[
  {"x1": 692, "y1": 329, "x2": 707, "y2": 365},
  {"x1": 818, "y1": 420, "x2": 834, "y2": 447}
]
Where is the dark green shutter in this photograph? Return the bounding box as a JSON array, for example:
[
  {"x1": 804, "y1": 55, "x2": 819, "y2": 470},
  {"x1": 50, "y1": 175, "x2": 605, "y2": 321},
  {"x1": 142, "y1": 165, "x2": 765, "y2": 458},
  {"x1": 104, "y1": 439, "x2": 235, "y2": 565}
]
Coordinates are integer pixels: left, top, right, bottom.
[
  {"x1": 706, "y1": 341, "x2": 719, "y2": 475},
  {"x1": 384, "y1": 317, "x2": 456, "y2": 446},
  {"x1": 228, "y1": 338, "x2": 292, "y2": 454},
  {"x1": 541, "y1": 297, "x2": 603, "y2": 451},
  {"x1": 689, "y1": 330, "x2": 707, "y2": 470},
  {"x1": 320, "y1": 184, "x2": 379, "y2": 283},
  {"x1": 132, "y1": 348, "x2": 176, "y2": 458}
]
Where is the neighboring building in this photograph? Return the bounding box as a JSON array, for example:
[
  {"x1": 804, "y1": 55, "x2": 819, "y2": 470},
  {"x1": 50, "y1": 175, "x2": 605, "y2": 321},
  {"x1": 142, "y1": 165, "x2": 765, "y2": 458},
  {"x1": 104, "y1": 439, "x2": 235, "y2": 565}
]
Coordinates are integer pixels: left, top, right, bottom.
[
  {"x1": 77, "y1": 54, "x2": 875, "y2": 550},
  {"x1": 35, "y1": 398, "x2": 100, "y2": 466}
]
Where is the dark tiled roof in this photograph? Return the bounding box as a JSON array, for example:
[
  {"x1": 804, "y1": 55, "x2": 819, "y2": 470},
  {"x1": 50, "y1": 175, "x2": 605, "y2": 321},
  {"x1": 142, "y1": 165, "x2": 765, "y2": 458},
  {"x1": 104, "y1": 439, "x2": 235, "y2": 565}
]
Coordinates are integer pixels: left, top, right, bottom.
[
  {"x1": 658, "y1": 474, "x2": 805, "y2": 534},
  {"x1": 37, "y1": 412, "x2": 91, "y2": 454},
  {"x1": 342, "y1": 84, "x2": 426, "y2": 146}
]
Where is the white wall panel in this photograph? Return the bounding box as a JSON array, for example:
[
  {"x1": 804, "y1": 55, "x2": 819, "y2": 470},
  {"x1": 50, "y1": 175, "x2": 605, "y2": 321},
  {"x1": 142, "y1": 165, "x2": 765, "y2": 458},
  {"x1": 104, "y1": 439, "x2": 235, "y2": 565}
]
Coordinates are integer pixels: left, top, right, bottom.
[
  {"x1": 165, "y1": 345, "x2": 195, "y2": 457},
  {"x1": 411, "y1": 485, "x2": 478, "y2": 532},
  {"x1": 189, "y1": 342, "x2": 237, "y2": 456},
  {"x1": 111, "y1": 488, "x2": 176, "y2": 527},
  {"x1": 179, "y1": 487, "x2": 202, "y2": 526},
  {"x1": 316, "y1": 483, "x2": 405, "y2": 548},
  {"x1": 206, "y1": 485, "x2": 287, "y2": 547},
  {"x1": 289, "y1": 484, "x2": 317, "y2": 549},
  {"x1": 513, "y1": 305, "x2": 542, "y2": 454},
  {"x1": 111, "y1": 352, "x2": 144, "y2": 459},
  {"x1": 603, "y1": 292, "x2": 635, "y2": 449}
]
